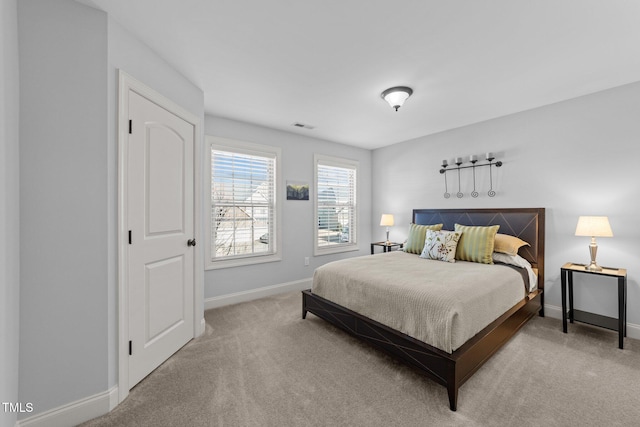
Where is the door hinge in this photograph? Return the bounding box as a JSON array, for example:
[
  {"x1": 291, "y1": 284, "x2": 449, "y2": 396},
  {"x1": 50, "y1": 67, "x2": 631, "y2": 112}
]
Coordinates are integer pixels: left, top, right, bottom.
[
  {"x1": 128, "y1": 119, "x2": 132, "y2": 134},
  {"x1": 128, "y1": 230, "x2": 132, "y2": 245},
  {"x1": 129, "y1": 340, "x2": 132, "y2": 356}
]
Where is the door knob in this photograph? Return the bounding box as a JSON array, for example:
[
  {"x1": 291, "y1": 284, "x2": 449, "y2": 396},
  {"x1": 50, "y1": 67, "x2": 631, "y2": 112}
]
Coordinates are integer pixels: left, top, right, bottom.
[{"x1": 187, "y1": 239, "x2": 196, "y2": 247}]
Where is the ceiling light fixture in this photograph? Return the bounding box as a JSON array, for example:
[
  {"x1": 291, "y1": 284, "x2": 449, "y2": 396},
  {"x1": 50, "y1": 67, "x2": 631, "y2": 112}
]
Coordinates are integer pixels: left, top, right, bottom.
[{"x1": 381, "y1": 86, "x2": 413, "y2": 111}]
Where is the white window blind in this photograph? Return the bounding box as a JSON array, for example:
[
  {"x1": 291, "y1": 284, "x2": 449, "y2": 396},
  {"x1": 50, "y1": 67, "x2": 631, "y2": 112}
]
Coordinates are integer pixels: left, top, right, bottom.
[
  {"x1": 315, "y1": 155, "x2": 357, "y2": 254},
  {"x1": 209, "y1": 143, "x2": 278, "y2": 266}
]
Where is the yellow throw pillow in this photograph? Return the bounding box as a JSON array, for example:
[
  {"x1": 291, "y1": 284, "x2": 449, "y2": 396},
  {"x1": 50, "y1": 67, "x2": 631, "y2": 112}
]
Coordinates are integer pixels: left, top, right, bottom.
[
  {"x1": 403, "y1": 223, "x2": 444, "y2": 254},
  {"x1": 454, "y1": 224, "x2": 500, "y2": 264},
  {"x1": 494, "y1": 233, "x2": 530, "y2": 256}
]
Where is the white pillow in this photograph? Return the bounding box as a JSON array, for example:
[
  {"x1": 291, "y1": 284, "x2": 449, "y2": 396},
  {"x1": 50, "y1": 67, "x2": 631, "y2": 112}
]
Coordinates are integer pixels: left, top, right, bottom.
[
  {"x1": 492, "y1": 252, "x2": 537, "y2": 292},
  {"x1": 420, "y1": 230, "x2": 462, "y2": 263}
]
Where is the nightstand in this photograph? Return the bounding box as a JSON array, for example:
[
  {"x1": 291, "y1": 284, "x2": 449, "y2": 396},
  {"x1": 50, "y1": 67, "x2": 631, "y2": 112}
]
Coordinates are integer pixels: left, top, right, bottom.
[
  {"x1": 560, "y1": 262, "x2": 627, "y2": 349},
  {"x1": 371, "y1": 241, "x2": 403, "y2": 254}
]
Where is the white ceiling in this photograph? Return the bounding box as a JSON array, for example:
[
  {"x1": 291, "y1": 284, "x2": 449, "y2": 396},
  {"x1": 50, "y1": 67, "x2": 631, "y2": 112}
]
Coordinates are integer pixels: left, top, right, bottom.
[{"x1": 85, "y1": 0, "x2": 640, "y2": 149}]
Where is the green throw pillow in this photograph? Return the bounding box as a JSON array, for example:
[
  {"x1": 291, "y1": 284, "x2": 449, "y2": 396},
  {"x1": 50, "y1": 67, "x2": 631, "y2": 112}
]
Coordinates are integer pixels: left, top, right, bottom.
[
  {"x1": 454, "y1": 224, "x2": 500, "y2": 264},
  {"x1": 403, "y1": 223, "x2": 444, "y2": 254}
]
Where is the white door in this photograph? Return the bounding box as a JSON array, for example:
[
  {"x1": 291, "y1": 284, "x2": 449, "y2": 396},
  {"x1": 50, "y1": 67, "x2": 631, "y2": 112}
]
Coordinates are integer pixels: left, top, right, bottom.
[{"x1": 127, "y1": 90, "x2": 195, "y2": 388}]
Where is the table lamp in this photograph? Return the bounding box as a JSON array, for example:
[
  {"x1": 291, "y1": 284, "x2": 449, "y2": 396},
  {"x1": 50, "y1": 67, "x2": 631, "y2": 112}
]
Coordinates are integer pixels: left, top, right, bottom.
[
  {"x1": 575, "y1": 216, "x2": 613, "y2": 271},
  {"x1": 380, "y1": 214, "x2": 395, "y2": 245}
]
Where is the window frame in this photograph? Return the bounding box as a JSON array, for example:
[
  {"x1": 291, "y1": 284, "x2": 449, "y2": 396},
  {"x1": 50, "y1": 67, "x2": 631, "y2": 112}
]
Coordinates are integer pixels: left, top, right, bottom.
[
  {"x1": 205, "y1": 136, "x2": 282, "y2": 270},
  {"x1": 314, "y1": 153, "x2": 359, "y2": 256}
]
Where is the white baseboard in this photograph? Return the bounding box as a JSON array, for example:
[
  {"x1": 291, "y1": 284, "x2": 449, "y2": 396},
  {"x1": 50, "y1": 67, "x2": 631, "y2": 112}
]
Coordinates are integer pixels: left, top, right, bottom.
[
  {"x1": 544, "y1": 304, "x2": 563, "y2": 320},
  {"x1": 17, "y1": 386, "x2": 118, "y2": 427},
  {"x1": 544, "y1": 304, "x2": 640, "y2": 341},
  {"x1": 204, "y1": 278, "x2": 312, "y2": 311},
  {"x1": 199, "y1": 318, "x2": 206, "y2": 335}
]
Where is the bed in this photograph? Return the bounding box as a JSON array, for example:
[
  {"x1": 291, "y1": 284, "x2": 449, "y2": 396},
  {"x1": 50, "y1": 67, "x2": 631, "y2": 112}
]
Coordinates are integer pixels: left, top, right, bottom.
[{"x1": 302, "y1": 208, "x2": 545, "y2": 411}]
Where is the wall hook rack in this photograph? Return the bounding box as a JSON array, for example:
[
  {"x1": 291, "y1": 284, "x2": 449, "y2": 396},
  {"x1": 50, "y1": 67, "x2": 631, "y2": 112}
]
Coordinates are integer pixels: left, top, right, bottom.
[{"x1": 440, "y1": 154, "x2": 503, "y2": 198}]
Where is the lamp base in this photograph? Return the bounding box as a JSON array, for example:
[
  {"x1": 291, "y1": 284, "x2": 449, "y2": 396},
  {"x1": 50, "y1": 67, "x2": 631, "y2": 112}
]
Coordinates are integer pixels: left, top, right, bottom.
[
  {"x1": 586, "y1": 261, "x2": 602, "y2": 272},
  {"x1": 586, "y1": 239, "x2": 602, "y2": 271}
]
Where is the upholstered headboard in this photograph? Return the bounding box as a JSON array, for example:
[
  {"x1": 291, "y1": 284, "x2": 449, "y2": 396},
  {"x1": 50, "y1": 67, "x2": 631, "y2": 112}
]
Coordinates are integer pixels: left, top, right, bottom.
[{"x1": 413, "y1": 208, "x2": 545, "y2": 290}]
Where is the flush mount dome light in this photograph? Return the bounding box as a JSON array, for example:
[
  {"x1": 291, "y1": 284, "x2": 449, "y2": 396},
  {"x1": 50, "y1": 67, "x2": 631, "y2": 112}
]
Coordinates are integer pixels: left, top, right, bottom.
[{"x1": 381, "y1": 86, "x2": 413, "y2": 111}]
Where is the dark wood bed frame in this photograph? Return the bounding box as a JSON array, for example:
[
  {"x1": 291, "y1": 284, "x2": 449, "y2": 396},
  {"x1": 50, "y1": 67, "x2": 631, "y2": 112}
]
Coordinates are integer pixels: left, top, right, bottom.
[{"x1": 302, "y1": 208, "x2": 545, "y2": 411}]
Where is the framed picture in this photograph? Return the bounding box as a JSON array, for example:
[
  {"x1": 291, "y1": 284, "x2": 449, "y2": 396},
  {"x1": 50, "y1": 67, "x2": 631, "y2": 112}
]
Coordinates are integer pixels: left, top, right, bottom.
[{"x1": 286, "y1": 181, "x2": 309, "y2": 200}]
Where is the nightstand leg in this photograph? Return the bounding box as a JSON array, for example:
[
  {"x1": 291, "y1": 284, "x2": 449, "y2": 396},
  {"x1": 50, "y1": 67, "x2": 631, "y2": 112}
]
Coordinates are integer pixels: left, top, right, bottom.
[
  {"x1": 618, "y1": 276, "x2": 625, "y2": 349},
  {"x1": 568, "y1": 272, "x2": 574, "y2": 324},
  {"x1": 624, "y1": 276, "x2": 627, "y2": 337},
  {"x1": 561, "y1": 270, "x2": 567, "y2": 333}
]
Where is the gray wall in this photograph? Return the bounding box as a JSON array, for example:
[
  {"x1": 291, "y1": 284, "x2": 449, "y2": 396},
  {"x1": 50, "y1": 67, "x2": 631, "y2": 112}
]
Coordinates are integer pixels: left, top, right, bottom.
[
  {"x1": 0, "y1": 0, "x2": 20, "y2": 426},
  {"x1": 204, "y1": 116, "x2": 373, "y2": 299},
  {"x1": 372, "y1": 82, "x2": 640, "y2": 326},
  {"x1": 18, "y1": 0, "x2": 109, "y2": 415}
]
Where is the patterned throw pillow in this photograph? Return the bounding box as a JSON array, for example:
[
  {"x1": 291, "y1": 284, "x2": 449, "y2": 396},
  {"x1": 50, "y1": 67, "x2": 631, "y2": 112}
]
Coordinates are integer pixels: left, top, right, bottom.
[
  {"x1": 420, "y1": 230, "x2": 462, "y2": 262},
  {"x1": 403, "y1": 223, "x2": 444, "y2": 254},
  {"x1": 454, "y1": 224, "x2": 500, "y2": 264}
]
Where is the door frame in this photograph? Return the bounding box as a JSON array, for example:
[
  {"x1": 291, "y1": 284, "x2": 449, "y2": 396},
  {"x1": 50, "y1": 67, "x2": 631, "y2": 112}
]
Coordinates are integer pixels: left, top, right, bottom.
[{"x1": 117, "y1": 70, "x2": 203, "y2": 404}]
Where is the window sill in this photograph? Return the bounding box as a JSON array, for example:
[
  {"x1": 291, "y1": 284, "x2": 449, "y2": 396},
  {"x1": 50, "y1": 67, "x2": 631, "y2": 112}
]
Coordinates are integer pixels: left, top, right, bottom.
[
  {"x1": 314, "y1": 244, "x2": 359, "y2": 257},
  {"x1": 206, "y1": 253, "x2": 281, "y2": 270}
]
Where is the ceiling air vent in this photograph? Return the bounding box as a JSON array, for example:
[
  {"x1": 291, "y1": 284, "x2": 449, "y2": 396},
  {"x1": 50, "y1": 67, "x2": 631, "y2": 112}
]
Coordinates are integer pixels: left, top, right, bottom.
[{"x1": 292, "y1": 122, "x2": 315, "y2": 130}]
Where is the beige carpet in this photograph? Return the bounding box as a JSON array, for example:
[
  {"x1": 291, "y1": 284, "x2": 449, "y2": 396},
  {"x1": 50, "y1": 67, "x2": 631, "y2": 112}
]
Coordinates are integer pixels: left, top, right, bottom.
[{"x1": 82, "y1": 291, "x2": 640, "y2": 426}]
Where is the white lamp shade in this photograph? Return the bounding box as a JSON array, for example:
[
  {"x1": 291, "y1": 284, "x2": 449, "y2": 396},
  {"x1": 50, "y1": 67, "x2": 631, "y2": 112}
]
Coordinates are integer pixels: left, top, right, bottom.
[
  {"x1": 380, "y1": 214, "x2": 395, "y2": 227},
  {"x1": 383, "y1": 91, "x2": 409, "y2": 108},
  {"x1": 381, "y1": 86, "x2": 413, "y2": 110},
  {"x1": 575, "y1": 216, "x2": 613, "y2": 237}
]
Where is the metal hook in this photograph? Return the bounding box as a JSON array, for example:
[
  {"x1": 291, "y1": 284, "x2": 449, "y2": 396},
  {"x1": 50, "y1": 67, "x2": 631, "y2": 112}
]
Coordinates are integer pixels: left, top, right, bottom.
[
  {"x1": 443, "y1": 171, "x2": 450, "y2": 198},
  {"x1": 488, "y1": 162, "x2": 496, "y2": 197}
]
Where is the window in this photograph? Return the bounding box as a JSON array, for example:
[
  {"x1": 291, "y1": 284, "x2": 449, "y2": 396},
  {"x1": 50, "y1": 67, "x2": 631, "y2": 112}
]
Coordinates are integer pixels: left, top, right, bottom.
[
  {"x1": 206, "y1": 136, "x2": 281, "y2": 269},
  {"x1": 314, "y1": 154, "x2": 358, "y2": 255}
]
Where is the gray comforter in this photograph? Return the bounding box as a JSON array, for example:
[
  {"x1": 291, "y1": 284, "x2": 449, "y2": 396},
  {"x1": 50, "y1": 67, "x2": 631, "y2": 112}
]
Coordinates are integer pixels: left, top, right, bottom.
[{"x1": 312, "y1": 251, "x2": 526, "y2": 353}]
